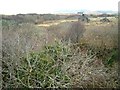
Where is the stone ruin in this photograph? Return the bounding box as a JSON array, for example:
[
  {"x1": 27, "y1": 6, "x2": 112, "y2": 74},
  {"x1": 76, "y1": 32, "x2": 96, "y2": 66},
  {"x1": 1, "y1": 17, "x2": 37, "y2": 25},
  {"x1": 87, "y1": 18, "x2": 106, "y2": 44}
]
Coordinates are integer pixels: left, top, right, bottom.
[
  {"x1": 100, "y1": 17, "x2": 110, "y2": 22},
  {"x1": 100, "y1": 14, "x2": 111, "y2": 22},
  {"x1": 77, "y1": 12, "x2": 90, "y2": 23}
]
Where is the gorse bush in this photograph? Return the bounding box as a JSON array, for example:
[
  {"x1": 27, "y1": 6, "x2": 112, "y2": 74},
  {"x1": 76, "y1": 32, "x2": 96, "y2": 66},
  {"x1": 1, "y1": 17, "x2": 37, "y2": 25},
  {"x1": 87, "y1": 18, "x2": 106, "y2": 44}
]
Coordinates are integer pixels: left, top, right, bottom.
[
  {"x1": 2, "y1": 38, "x2": 118, "y2": 88},
  {"x1": 104, "y1": 49, "x2": 118, "y2": 67},
  {"x1": 2, "y1": 41, "x2": 72, "y2": 88}
]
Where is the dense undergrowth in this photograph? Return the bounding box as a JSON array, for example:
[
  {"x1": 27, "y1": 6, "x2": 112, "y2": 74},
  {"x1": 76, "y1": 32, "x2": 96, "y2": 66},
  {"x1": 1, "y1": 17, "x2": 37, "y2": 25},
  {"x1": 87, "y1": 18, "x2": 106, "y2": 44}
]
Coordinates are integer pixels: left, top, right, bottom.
[
  {"x1": 2, "y1": 19, "x2": 119, "y2": 88},
  {"x1": 2, "y1": 40, "x2": 118, "y2": 88},
  {"x1": 2, "y1": 41, "x2": 71, "y2": 88}
]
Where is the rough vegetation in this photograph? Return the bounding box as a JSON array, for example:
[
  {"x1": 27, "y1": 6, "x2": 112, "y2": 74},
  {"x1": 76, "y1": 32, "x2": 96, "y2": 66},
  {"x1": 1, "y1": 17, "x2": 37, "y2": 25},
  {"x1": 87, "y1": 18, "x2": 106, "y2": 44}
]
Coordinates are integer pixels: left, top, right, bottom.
[{"x1": 1, "y1": 14, "x2": 119, "y2": 89}]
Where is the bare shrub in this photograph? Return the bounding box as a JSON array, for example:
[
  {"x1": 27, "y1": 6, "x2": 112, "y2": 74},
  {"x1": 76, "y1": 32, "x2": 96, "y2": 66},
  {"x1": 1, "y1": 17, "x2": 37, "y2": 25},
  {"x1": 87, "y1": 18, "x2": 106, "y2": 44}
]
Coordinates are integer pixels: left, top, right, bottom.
[
  {"x1": 83, "y1": 20, "x2": 118, "y2": 49},
  {"x1": 46, "y1": 22, "x2": 73, "y2": 44},
  {"x1": 2, "y1": 20, "x2": 43, "y2": 88},
  {"x1": 79, "y1": 22, "x2": 118, "y2": 67},
  {"x1": 65, "y1": 21, "x2": 86, "y2": 43},
  {"x1": 61, "y1": 46, "x2": 118, "y2": 88}
]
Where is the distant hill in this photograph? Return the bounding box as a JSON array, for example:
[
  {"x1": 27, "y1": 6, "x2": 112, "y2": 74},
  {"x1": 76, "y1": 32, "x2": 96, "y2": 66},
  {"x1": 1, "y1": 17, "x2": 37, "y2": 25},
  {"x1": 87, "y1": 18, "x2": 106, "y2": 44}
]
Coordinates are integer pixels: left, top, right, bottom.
[
  {"x1": 1, "y1": 14, "x2": 61, "y2": 24},
  {"x1": 55, "y1": 10, "x2": 117, "y2": 15},
  {"x1": 1, "y1": 10, "x2": 117, "y2": 24},
  {"x1": 97, "y1": 10, "x2": 117, "y2": 14}
]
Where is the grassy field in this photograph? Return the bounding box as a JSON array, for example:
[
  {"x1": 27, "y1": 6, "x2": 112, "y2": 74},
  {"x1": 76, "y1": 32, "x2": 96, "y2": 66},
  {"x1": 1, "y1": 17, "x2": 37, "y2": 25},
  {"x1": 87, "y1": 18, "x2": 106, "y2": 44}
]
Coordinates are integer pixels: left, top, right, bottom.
[
  {"x1": 37, "y1": 19, "x2": 77, "y2": 27},
  {"x1": 2, "y1": 16, "x2": 118, "y2": 88}
]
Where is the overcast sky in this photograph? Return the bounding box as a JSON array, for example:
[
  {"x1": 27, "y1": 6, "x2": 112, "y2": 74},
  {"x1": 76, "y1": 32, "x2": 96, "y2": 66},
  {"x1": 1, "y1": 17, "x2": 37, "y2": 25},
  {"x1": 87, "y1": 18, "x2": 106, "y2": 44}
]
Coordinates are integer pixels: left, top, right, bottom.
[{"x1": 0, "y1": 0, "x2": 119, "y2": 15}]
